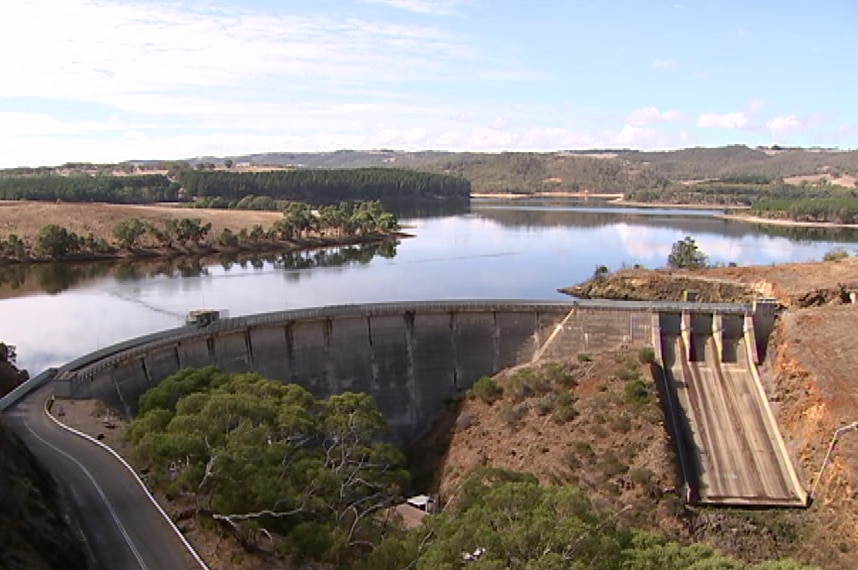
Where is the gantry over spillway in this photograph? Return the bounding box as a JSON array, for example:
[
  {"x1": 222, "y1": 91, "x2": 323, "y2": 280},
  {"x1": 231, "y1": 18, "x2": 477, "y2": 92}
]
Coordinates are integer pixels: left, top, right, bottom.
[
  {"x1": 2, "y1": 299, "x2": 808, "y2": 507},
  {"x1": 655, "y1": 307, "x2": 807, "y2": 507}
]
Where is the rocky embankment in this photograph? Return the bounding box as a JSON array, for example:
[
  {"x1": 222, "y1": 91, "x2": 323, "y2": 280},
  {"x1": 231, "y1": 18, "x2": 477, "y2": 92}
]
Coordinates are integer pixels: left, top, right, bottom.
[{"x1": 560, "y1": 269, "x2": 760, "y2": 303}]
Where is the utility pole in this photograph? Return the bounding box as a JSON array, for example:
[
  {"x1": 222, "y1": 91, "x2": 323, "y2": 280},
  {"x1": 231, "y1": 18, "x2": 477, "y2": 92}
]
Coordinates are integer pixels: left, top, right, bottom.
[{"x1": 810, "y1": 421, "x2": 858, "y2": 502}]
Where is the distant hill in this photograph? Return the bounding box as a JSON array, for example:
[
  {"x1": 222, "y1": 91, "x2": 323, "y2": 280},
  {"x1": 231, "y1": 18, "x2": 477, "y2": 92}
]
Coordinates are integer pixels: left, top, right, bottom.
[
  {"x1": 6, "y1": 145, "x2": 858, "y2": 206},
  {"x1": 215, "y1": 146, "x2": 858, "y2": 196}
]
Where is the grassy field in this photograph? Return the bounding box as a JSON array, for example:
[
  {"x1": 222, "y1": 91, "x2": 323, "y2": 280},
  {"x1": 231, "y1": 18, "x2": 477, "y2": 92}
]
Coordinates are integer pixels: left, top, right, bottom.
[{"x1": 0, "y1": 202, "x2": 284, "y2": 243}]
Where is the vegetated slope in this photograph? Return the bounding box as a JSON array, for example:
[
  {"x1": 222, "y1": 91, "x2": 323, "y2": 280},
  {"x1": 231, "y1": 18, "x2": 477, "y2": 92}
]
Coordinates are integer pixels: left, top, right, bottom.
[
  {"x1": 0, "y1": 343, "x2": 28, "y2": 397},
  {"x1": 0, "y1": 418, "x2": 91, "y2": 570},
  {"x1": 221, "y1": 146, "x2": 858, "y2": 196},
  {"x1": 618, "y1": 146, "x2": 858, "y2": 181},
  {"x1": 416, "y1": 351, "x2": 828, "y2": 567}
]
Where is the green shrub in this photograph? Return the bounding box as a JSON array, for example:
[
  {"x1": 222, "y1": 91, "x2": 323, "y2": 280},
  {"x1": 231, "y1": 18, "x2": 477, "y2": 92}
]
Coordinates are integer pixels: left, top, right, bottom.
[
  {"x1": 507, "y1": 368, "x2": 552, "y2": 402},
  {"x1": 629, "y1": 467, "x2": 654, "y2": 486},
  {"x1": 638, "y1": 346, "x2": 656, "y2": 365},
  {"x1": 823, "y1": 248, "x2": 850, "y2": 262},
  {"x1": 502, "y1": 402, "x2": 529, "y2": 425},
  {"x1": 543, "y1": 362, "x2": 579, "y2": 388},
  {"x1": 470, "y1": 375, "x2": 503, "y2": 404},
  {"x1": 617, "y1": 366, "x2": 641, "y2": 382},
  {"x1": 577, "y1": 352, "x2": 592, "y2": 363},
  {"x1": 624, "y1": 379, "x2": 651, "y2": 405},
  {"x1": 535, "y1": 394, "x2": 556, "y2": 416},
  {"x1": 552, "y1": 391, "x2": 579, "y2": 423}
]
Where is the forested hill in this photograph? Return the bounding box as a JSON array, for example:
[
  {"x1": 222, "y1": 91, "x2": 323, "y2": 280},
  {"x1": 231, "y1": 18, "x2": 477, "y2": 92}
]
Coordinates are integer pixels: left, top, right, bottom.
[
  {"x1": 177, "y1": 167, "x2": 470, "y2": 204},
  {"x1": 217, "y1": 146, "x2": 858, "y2": 194},
  {"x1": 610, "y1": 146, "x2": 858, "y2": 181},
  {"x1": 3, "y1": 145, "x2": 858, "y2": 206}
]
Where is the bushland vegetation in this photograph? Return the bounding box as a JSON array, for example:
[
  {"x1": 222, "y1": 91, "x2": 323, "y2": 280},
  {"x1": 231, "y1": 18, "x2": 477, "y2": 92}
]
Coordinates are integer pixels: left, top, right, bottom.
[
  {"x1": 751, "y1": 197, "x2": 858, "y2": 224},
  {"x1": 363, "y1": 467, "x2": 816, "y2": 570},
  {"x1": 128, "y1": 367, "x2": 409, "y2": 565}
]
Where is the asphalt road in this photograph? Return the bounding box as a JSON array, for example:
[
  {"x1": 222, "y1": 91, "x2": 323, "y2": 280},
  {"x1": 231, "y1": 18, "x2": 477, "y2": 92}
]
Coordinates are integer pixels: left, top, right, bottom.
[
  {"x1": 664, "y1": 333, "x2": 806, "y2": 506},
  {"x1": 4, "y1": 385, "x2": 203, "y2": 570}
]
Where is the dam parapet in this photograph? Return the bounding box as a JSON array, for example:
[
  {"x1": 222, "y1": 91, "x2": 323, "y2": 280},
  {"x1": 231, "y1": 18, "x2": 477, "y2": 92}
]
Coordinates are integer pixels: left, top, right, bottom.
[{"x1": 52, "y1": 299, "x2": 772, "y2": 445}]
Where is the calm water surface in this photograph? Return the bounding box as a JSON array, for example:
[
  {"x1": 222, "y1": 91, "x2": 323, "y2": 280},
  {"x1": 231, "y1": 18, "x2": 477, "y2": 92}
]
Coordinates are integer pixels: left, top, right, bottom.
[{"x1": 3, "y1": 198, "x2": 857, "y2": 373}]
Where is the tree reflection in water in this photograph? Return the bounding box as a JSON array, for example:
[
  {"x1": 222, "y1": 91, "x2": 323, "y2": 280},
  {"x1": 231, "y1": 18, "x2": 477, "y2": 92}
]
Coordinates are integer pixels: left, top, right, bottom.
[{"x1": 0, "y1": 240, "x2": 399, "y2": 297}]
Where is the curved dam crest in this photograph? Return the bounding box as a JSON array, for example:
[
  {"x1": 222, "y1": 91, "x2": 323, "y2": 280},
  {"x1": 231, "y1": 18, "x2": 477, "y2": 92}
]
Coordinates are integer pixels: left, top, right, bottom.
[{"x1": 50, "y1": 299, "x2": 768, "y2": 445}]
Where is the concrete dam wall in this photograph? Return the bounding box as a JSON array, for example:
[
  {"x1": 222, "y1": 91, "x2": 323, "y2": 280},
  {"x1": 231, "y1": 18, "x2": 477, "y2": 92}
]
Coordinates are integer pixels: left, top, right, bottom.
[{"x1": 53, "y1": 300, "x2": 760, "y2": 445}]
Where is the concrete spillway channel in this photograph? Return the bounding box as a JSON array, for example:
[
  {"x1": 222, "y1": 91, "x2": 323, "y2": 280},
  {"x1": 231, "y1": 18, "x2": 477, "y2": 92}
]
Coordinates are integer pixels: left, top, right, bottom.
[{"x1": 657, "y1": 310, "x2": 808, "y2": 507}]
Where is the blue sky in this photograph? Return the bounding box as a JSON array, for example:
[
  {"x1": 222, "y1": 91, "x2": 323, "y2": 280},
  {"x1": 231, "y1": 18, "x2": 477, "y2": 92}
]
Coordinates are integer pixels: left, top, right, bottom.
[{"x1": 1, "y1": 0, "x2": 856, "y2": 167}]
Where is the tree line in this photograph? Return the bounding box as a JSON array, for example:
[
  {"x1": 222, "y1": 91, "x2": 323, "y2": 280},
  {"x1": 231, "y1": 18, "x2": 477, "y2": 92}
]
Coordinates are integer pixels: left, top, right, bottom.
[
  {"x1": 751, "y1": 197, "x2": 858, "y2": 224},
  {"x1": 625, "y1": 180, "x2": 858, "y2": 207},
  {"x1": 0, "y1": 174, "x2": 178, "y2": 202},
  {"x1": 178, "y1": 168, "x2": 471, "y2": 203},
  {"x1": 0, "y1": 201, "x2": 399, "y2": 263}
]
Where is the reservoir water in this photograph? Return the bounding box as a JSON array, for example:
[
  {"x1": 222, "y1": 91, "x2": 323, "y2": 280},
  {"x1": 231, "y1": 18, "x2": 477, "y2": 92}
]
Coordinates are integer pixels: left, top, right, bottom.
[{"x1": 3, "y1": 198, "x2": 857, "y2": 373}]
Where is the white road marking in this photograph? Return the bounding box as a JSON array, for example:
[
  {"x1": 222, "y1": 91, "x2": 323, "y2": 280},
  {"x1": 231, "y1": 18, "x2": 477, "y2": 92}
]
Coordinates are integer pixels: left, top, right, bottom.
[{"x1": 22, "y1": 417, "x2": 149, "y2": 570}]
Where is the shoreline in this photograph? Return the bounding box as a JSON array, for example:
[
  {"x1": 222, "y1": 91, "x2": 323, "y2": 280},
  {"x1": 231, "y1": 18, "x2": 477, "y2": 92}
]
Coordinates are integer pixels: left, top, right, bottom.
[
  {"x1": 473, "y1": 193, "x2": 857, "y2": 229},
  {"x1": 472, "y1": 192, "x2": 624, "y2": 199},
  {"x1": 0, "y1": 232, "x2": 406, "y2": 267},
  {"x1": 716, "y1": 212, "x2": 858, "y2": 229}
]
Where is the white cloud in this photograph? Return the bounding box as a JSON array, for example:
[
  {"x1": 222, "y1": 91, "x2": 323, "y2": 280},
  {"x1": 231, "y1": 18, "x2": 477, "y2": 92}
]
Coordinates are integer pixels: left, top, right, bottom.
[
  {"x1": 464, "y1": 127, "x2": 518, "y2": 149},
  {"x1": 652, "y1": 58, "x2": 678, "y2": 69},
  {"x1": 697, "y1": 112, "x2": 749, "y2": 129},
  {"x1": 490, "y1": 116, "x2": 509, "y2": 129},
  {"x1": 0, "y1": 0, "x2": 467, "y2": 108},
  {"x1": 749, "y1": 99, "x2": 767, "y2": 114},
  {"x1": 616, "y1": 124, "x2": 656, "y2": 146},
  {"x1": 626, "y1": 107, "x2": 683, "y2": 126},
  {"x1": 361, "y1": 0, "x2": 468, "y2": 15},
  {"x1": 766, "y1": 115, "x2": 804, "y2": 134}
]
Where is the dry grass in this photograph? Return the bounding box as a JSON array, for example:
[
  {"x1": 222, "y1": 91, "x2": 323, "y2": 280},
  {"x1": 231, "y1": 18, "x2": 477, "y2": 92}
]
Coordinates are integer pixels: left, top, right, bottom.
[{"x1": 0, "y1": 202, "x2": 284, "y2": 242}]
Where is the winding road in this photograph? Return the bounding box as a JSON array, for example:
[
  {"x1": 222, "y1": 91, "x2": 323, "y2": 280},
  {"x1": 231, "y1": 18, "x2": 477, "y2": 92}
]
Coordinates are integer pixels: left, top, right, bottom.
[{"x1": 4, "y1": 384, "x2": 205, "y2": 570}]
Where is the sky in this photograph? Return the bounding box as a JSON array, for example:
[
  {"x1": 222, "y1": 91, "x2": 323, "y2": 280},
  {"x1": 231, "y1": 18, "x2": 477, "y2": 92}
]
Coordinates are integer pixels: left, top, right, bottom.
[{"x1": 1, "y1": 0, "x2": 856, "y2": 167}]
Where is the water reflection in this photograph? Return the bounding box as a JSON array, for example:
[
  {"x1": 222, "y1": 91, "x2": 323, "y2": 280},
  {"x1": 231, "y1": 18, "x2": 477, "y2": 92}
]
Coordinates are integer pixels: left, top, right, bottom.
[
  {"x1": 386, "y1": 199, "x2": 470, "y2": 219},
  {"x1": 472, "y1": 201, "x2": 858, "y2": 243},
  {"x1": 0, "y1": 240, "x2": 399, "y2": 297},
  {"x1": 5, "y1": 199, "x2": 858, "y2": 373}
]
